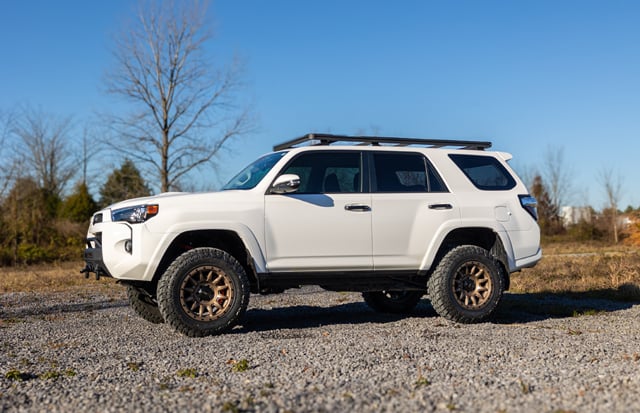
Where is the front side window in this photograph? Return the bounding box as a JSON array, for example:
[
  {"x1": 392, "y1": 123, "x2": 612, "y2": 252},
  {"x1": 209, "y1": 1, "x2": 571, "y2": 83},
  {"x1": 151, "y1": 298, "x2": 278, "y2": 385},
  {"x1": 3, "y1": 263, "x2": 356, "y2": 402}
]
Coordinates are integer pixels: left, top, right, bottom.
[
  {"x1": 372, "y1": 152, "x2": 447, "y2": 193},
  {"x1": 449, "y1": 154, "x2": 516, "y2": 190},
  {"x1": 223, "y1": 151, "x2": 287, "y2": 190},
  {"x1": 279, "y1": 152, "x2": 361, "y2": 194}
]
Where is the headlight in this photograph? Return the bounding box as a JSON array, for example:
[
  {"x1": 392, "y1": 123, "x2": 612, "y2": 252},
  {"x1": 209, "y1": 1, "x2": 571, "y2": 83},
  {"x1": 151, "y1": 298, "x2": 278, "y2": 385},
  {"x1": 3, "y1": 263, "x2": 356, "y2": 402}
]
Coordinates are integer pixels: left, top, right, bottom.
[{"x1": 111, "y1": 204, "x2": 159, "y2": 224}]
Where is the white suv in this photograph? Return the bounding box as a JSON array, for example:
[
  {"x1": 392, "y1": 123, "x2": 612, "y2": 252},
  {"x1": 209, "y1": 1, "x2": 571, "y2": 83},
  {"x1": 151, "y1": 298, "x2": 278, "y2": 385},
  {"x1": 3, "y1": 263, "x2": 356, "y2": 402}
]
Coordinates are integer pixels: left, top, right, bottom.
[{"x1": 82, "y1": 134, "x2": 541, "y2": 336}]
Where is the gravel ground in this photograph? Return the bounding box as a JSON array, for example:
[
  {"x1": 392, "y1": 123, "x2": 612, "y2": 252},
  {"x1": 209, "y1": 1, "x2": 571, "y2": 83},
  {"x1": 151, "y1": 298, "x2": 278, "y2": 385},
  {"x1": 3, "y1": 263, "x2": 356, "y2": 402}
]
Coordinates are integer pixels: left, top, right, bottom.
[{"x1": 1, "y1": 286, "x2": 639, "y2": 413}]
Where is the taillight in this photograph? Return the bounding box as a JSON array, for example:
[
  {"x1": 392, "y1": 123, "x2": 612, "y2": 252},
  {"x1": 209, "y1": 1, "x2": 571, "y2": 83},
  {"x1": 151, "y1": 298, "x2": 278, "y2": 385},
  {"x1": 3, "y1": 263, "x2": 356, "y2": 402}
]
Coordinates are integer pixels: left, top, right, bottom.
[{"x1": 519, "y1": 195, "x2": 538, "y2": 221}]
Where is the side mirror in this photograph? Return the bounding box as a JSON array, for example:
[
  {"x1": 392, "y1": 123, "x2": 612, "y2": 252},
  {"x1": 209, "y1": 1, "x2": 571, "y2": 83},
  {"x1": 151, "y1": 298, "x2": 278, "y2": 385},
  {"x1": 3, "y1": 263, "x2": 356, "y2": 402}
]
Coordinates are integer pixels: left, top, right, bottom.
[{"x1": 271, "y1": 174, "x2": 300, "y2": 194}]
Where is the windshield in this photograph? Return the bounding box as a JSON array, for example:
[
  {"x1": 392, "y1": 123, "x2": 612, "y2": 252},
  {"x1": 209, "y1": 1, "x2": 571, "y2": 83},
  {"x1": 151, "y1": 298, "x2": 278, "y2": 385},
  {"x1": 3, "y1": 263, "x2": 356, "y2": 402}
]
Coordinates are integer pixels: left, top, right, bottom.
[{"x1": 222, "y1": 151, "x2": 287, "y2": 190}]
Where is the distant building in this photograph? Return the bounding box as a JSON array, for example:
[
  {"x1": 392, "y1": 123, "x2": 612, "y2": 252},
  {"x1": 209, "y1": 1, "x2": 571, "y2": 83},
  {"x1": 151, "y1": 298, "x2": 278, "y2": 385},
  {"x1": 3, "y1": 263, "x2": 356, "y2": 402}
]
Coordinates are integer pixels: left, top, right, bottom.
[
  {"x1": 560, "y1": 206, "x2": 592, "y2": 227},
  {"x1": 620, "y1": 215, "x2": 633, "y2": 228}
]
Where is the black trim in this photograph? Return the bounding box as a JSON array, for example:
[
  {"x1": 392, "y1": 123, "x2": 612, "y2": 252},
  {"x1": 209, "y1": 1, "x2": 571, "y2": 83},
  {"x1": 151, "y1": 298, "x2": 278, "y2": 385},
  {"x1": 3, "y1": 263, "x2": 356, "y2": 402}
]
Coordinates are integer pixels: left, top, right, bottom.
[
  {"x1": 81, "y1": 237, "x2": 112, "y2": 279},
  {"x1": 274, "y1": 133, "x2": 491, "y2": 151},
  {"x1": 429, "y1": 203, "x2": 453, "y2": 210},
  {"x1": 258, "y1": 270, "x2": 428, "y2": 292}
]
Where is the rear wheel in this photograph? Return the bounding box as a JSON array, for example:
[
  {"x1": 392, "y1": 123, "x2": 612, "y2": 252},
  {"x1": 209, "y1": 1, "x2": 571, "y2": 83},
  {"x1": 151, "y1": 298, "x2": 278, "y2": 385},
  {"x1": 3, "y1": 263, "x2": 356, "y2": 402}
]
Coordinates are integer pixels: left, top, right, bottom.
[
  {"x1": 427, "y1": 245, "x2": 504, "y2": 323},
  {"x1": 362, "y1": 290, "x2": 423, "y2": 314},
  {"x1": 157, "y1": 247, "x2": 250, "y2": 337},
  {"x1": 126, "y1": 284, "x2": 164, "y2": 324}
]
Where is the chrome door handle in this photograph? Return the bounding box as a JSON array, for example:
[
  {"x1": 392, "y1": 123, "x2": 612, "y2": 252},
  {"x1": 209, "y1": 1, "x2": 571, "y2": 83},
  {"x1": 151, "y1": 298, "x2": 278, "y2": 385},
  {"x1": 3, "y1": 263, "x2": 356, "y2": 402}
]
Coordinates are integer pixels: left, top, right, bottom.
[
  {"x1": 345, "y1": 204, "x2": 371, "y2": 212},
  {"x1": 428, "y1": 203, "x2": 453, "y2": 210}
]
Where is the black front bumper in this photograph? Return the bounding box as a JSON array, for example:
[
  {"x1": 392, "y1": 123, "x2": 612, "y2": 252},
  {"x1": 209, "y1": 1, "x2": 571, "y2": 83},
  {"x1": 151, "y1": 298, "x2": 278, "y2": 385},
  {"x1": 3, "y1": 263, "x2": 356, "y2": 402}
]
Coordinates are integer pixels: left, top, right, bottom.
[{"x1": 80, "y1": 237, "x2": 112, "y2": 280}]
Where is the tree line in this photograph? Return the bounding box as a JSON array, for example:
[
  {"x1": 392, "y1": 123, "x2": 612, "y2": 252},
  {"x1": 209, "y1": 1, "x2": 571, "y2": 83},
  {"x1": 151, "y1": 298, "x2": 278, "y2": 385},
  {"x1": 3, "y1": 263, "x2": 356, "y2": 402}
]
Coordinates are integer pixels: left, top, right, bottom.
[
  {"x1": 525, "y1": 147, "x2": 630, "y2": 243},
  {"x1": 0, "y1": 0, "x2": 252, "y2": 265},
  {"x1": 0, "y1": 108, "x2": 153, "y2": 264},
  {"x1": 0, "y1": 108, "x2": 633, "y2": 266}
]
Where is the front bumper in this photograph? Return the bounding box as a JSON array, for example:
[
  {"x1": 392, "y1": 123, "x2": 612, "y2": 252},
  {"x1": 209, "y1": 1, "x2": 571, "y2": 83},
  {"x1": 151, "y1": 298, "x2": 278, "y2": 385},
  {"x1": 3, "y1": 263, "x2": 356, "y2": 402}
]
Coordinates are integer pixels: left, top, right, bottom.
[
  {"x1": 81, "y1": 236, "x2": 112, "y2": 279},
  {"x1": 82, "y1": 212, "x2": 163, "y2": 282}
]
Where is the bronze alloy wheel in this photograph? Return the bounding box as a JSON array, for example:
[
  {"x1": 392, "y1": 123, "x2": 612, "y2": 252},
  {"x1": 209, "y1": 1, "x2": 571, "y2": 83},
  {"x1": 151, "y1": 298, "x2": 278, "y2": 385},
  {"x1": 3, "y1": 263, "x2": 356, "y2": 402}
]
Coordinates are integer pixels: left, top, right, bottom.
[
  {"x1": 179, "y1": 265, "x2": 234, "y2": 321},
  {"x1": 452, "y1": 261, "x2": 493, "y2": 309},
  {"x1": 428, "y1": 245, "x2": 504, "y2": 323}
]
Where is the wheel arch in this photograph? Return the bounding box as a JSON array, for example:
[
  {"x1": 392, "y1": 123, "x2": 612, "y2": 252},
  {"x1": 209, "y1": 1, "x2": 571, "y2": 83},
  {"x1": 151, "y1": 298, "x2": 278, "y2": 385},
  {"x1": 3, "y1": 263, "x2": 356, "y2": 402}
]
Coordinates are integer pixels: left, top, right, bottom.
[
  {"x1": 426, "y1": 227, "x2": 511, "y2": 291},
  {"x1": 151, "y1": 230, "x2": 260, "y2": 292}
]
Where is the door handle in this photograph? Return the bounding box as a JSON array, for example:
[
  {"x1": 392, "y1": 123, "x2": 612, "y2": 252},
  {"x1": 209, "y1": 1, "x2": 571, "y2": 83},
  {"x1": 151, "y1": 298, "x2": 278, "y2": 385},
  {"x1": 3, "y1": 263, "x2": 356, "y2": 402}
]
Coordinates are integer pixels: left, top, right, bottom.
[
  {"x1": 428, "y1": 203, "x2": 453, "y2": 210},
  {"x1": 345, "y1": 204, "x2": 371, "y2": 212}
]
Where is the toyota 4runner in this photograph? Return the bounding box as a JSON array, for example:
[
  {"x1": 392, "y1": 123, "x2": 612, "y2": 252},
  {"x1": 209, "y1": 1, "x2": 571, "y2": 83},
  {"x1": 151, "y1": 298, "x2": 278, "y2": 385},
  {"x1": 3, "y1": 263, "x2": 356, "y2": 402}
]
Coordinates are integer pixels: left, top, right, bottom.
[{"x1": 82, "y1": 134, "x2": 541, "y2": 336}]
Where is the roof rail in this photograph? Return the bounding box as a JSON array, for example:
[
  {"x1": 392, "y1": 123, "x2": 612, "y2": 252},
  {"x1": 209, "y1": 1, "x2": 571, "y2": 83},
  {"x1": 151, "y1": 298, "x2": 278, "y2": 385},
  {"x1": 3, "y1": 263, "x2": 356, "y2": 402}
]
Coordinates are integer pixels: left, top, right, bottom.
[{"x1": 273, "y1": 133, "x2": 491, "y2": 151}]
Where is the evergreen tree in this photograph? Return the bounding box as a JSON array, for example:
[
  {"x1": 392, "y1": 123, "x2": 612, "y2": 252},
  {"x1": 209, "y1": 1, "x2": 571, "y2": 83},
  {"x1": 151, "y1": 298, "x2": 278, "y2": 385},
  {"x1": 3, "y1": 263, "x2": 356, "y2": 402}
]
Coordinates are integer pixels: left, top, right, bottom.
[
  {"x1": 60, "y1": 182, "x2": 98, "y2": 222},
  {"x1": 99, "y1": 159, "x2": 151, "y2": 207},
  {"x1": 531, "y1": 175, "x2": 560, "y2": 235},
  {"x1": 0, "y1": 177, "x2": 49, "y2": 264}
]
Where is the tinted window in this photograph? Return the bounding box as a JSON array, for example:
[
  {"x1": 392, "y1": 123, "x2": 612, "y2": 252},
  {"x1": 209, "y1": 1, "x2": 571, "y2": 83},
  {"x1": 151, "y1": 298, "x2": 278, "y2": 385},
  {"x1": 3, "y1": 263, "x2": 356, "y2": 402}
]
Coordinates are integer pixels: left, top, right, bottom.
[
  {"x1": 280, "y1": 152, "x2": 361, "y2": 194},
  {"x1": 372, "y1": 153, "x2": 447, "y2": 193},
  {"x1": 449, "y1": 154, "x2": 516, "y2": 190}
]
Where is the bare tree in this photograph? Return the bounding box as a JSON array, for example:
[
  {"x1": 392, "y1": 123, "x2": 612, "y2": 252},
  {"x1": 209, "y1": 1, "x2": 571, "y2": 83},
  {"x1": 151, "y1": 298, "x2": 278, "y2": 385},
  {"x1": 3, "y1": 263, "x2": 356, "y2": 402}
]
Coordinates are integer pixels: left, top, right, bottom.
[
  {"x1": 0, "y1": 109, "x2": 17, "y2": 198},
  {"x1": 599, "y1": 167, "x2": 624, "y2": 243},
  {"x1": 543, "y1": 145, "x2": 573, "y2": 212},
  {"x1": 79, "y1": 124, "x2": 104, "y2": 187},
  {"x1": 11, "y1": 107, "x2": 76, "y2": 198},
  {"x1": 512, "y1": 162, "x2": 537, "y2": 194},
  {"x1": 0, "y1": 109, "x2": 29, "y2": 200},
  {"x1": 105, "y1": 0, "x2": 253, "y2": 192}
]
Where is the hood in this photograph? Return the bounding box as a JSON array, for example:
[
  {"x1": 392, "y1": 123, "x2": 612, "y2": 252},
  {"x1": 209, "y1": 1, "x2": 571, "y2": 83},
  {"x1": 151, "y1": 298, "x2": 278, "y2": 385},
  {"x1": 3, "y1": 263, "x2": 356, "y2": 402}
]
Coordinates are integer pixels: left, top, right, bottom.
[
  {"x1": 106, "y1": 189, "x2": 254, "y2": 211},
  {"x1": 108, "y1": 192, "x2": 191, "y2": 210}
]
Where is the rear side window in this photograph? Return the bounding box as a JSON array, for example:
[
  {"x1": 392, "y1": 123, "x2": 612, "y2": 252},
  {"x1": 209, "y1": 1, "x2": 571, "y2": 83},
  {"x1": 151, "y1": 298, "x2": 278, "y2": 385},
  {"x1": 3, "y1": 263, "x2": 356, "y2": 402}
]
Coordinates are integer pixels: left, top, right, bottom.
[
  {"x1": 449, "y1": 154, "x2": 516, "y2": 190},
  {"x1": 372, "y1": 152, "x2": 448, "y2": 193}
]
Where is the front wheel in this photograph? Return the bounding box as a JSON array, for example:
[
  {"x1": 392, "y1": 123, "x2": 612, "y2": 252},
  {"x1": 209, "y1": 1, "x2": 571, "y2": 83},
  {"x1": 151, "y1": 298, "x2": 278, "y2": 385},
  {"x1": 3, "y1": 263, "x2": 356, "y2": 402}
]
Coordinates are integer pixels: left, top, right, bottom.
[
  {"x1": 157, "y1": 248, "x2": 250, "y2": 337},
  {"x1": 427, "y1": 245, "x2": 504, "y2": 323},
  {"x1": 362, "y1": 290, "x2": 424, "y2": 314}
]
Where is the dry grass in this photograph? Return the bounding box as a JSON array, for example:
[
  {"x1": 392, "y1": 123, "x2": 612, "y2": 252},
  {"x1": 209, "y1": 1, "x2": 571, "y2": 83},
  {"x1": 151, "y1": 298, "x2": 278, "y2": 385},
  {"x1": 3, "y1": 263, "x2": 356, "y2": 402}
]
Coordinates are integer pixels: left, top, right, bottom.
[
  {"x1": 1, "y1": 243, "x2": 639, "y2": 302},
  {"x1": 511, "y1": 243, "x2": 640, "y2": 301},
  {"x1": 0, "y1": 261, "x2": 117, "y2": 294}
]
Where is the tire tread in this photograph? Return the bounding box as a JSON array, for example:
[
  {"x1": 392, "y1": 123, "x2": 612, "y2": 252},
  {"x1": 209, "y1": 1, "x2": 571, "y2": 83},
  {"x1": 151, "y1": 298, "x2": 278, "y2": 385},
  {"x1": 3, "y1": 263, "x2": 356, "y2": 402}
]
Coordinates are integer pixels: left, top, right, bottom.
[
  {"x1": 126, "y1": 285, "x2": 164, "y2": 324},
  {"x1": 427, "y1": 245, "x2": 504, "y2": 323},
  {"x1": 157, "y1": 247, "x2": 250, "y2": 337}
]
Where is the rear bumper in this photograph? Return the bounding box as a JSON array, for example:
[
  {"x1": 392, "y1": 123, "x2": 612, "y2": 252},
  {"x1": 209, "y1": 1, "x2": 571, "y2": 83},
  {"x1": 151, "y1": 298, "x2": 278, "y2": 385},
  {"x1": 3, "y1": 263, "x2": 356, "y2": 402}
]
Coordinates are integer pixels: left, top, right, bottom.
[{"x1": 514, "y1": 247, "x2": 542, "y2": 270}]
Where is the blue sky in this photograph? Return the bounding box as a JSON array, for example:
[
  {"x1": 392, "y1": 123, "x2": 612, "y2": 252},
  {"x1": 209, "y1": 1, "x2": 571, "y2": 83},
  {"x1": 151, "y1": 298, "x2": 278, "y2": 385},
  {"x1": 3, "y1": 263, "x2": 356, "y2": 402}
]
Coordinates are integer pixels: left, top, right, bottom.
[{"x1": 1, "y1": 1, "x2": 639, "y2": 208}]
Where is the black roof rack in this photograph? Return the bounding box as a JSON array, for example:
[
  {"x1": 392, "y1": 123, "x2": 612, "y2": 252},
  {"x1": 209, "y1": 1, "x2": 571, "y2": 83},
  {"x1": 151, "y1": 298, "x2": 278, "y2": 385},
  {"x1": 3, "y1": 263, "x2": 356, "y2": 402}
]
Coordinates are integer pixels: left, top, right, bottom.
[{"x1": 273, "y1": 133, "x2": 491, "y2": 151}]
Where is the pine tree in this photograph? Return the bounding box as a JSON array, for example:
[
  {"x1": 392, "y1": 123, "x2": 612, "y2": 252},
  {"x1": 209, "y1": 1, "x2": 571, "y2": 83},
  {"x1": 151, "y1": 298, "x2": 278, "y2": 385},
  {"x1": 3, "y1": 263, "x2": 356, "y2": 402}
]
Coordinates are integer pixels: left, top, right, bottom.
[
  {"x1": 99, "y1": 159, "x2": 151, "y2": 207},
  {"x1": 0, "y1": 177, "x2": 48, "y2": 264},
  {"x1": 531, "y1": 175, "x2": 560, "y2": 235},
  {"x1": 60, "y1": 182, "x2": 98, "y2": 223}
]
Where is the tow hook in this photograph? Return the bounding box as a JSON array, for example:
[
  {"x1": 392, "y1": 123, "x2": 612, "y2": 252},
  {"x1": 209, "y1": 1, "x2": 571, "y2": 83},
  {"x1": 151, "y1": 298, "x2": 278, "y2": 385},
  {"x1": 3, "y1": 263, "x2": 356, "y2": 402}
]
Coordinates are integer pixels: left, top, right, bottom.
[{"x1": 80, "y1": 265, "x2": 101, "y2": 280}]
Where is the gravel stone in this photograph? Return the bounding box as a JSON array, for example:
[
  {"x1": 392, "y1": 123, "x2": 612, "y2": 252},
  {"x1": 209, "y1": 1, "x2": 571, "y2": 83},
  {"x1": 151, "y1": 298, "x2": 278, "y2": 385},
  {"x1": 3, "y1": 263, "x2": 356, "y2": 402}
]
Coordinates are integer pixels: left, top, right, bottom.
[{"x1": 1, "y1": 286, "x2": 639, "y2": 412}]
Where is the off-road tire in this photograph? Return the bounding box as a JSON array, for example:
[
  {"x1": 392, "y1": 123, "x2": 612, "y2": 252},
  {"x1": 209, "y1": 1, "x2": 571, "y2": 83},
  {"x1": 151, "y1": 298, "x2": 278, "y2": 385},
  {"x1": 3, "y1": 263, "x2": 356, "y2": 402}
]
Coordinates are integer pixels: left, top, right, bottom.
[
  {"x1": 126, "y1": 284, "x2": 164, "y2": 324},
  {"x1": 362, "y1": 291, "x2": 424, "y2": 314},
  {"x1": 427, "y1": 245, "x2": 504, "y2": 323},
  {"x1": 157, "y1": 247, "x2": 250, "y2": 337}
]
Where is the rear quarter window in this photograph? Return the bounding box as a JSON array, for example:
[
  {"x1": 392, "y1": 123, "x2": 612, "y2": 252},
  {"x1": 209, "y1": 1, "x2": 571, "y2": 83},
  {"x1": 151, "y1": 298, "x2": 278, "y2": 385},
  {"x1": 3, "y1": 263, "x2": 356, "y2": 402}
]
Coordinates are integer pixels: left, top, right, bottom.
[{"x1": 449, "y1": 154, "x2": 516, "y2": 190}]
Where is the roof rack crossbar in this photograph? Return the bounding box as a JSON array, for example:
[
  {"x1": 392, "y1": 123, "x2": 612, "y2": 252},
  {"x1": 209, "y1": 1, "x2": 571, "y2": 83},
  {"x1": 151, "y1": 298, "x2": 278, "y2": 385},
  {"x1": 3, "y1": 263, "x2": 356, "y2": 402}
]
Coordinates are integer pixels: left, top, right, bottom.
[{"x1": 273, "y1": 133, "x2": 491, "y2": 151}]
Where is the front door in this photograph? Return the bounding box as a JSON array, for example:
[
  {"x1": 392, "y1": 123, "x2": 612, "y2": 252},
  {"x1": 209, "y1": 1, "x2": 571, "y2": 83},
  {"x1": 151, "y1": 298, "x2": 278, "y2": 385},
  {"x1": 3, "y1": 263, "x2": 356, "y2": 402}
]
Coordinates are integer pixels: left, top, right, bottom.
[{"x1": 265, "y1": 151, "x2": 372, "y2": 272}]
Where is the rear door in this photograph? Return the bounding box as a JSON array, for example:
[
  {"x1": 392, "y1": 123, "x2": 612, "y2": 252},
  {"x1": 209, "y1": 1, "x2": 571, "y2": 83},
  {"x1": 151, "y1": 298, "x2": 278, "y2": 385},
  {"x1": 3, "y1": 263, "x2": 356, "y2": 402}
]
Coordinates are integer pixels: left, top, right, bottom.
[{"x1": 369, "y1": 151, "x2": 459, "y2": 270}]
